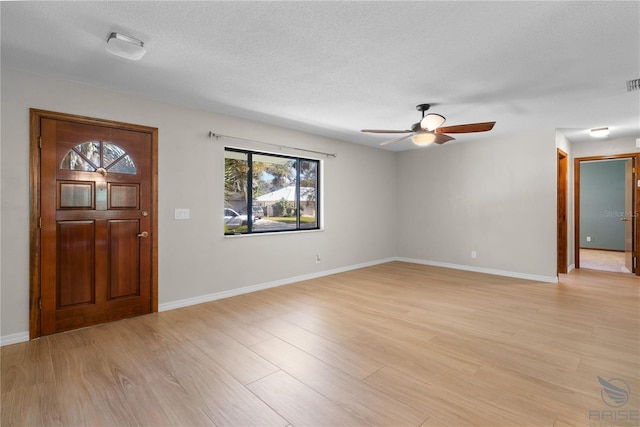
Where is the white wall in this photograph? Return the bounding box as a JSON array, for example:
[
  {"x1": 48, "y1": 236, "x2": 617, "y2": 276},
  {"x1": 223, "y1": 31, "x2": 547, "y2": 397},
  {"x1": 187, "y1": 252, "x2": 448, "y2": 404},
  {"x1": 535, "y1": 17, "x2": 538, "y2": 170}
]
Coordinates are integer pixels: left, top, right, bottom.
[
  {"x1": 572, "y1": 136, "x2": 638, "y2": 158},
  {"x1": 395, "y1": 129, "x2": 558, "y2": 280},
  {"x1": 1, "y1": 68, "x2": 397, "y2": 339},
  {"x1": 1, "y1": 67, "x2": 565, "y2": 342}
]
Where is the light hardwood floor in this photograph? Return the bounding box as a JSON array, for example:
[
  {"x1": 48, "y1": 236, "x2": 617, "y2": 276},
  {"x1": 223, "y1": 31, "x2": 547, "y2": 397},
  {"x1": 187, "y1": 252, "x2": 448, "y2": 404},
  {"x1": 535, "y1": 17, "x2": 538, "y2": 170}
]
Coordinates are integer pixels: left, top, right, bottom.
[{"x1": 2, "y1": 262, "x2": 639, "y2": 426}]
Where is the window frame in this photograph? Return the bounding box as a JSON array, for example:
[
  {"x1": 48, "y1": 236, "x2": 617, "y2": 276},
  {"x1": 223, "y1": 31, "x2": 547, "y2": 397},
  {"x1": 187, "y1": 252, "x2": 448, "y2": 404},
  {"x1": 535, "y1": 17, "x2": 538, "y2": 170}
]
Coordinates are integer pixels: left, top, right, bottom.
[{"x1": 224, "y1": 147, "x2": 321, "y2": 235}]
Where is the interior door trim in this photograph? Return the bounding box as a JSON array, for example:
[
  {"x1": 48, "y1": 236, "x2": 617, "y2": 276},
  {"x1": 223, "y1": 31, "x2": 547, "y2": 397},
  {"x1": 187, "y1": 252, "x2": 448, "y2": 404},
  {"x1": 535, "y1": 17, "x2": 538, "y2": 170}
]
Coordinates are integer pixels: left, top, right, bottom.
[
  {"x1": 29, "y1": 109, "x2": 159, "y2": 339},
  {"x1": 573, "y1": 152, "x2": 639, "y2": 275},
  {"x1": 557, "y1": 149, "x2": 568, "y2": 275}
]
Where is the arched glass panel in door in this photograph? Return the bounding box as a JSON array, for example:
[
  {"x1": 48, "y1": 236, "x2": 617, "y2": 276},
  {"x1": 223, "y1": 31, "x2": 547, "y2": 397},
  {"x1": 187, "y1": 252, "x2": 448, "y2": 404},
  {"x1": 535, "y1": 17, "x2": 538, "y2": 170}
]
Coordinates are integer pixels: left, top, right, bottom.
[{"x1": 60, "y1": 141, "x2": 137, "y2": 174}]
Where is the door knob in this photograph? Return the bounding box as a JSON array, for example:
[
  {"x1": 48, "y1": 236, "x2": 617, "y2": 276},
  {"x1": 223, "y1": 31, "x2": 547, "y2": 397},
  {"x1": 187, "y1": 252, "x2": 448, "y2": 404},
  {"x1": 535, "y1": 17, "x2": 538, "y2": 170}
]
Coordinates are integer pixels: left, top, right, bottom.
[{"x1": 137, "y1": 231, "x2": 149, "y2": 238}]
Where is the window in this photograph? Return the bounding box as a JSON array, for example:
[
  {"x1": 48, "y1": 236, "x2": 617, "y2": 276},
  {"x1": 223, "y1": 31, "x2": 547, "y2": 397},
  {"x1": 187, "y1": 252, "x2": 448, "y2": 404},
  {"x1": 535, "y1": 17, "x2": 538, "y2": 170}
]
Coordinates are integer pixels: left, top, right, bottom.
[
  {"x1": 61, "y1": 141, "x2": 137, "y2": 174},
  {"x1": 224, "y1": 148, "x2": 320, "y2": 234}
]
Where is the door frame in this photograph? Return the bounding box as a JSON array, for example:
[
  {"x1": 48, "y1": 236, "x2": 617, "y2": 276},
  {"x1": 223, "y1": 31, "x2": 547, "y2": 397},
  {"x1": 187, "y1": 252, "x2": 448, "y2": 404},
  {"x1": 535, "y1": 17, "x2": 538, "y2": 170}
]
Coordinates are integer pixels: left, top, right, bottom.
[
  {"x1": 557, "y1": 149, "x2": 568, "y2": 274},
  {"x1": 573, "y1": 152, "x2": 639, "y2": 275},
  {"x1": 29, "y1": 109, "x2": 159, "y2": 339}
]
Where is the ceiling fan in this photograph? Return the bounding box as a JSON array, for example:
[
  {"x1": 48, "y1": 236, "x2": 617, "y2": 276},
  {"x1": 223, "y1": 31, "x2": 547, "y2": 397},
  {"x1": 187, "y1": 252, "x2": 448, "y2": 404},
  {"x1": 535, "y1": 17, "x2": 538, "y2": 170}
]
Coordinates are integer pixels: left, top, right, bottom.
[{"x1": 362, "y1": 104, "x2": 496, "y2": 147}]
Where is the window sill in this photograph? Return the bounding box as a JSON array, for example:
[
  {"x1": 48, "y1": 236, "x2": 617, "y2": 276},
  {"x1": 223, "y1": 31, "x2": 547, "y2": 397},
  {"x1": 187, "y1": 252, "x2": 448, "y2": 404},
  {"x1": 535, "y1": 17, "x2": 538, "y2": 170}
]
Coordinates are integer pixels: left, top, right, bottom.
[{"x1": 224, "y1": 228, "x2": 324, "y2": 238}]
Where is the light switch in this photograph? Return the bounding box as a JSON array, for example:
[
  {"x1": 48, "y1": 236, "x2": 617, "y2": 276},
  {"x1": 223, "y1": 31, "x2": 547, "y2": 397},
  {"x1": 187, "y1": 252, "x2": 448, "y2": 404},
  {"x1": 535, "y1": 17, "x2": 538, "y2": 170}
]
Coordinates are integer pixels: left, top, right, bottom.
[{"x1": 175, "y1": 208, "x2": 190, "y2": 220}]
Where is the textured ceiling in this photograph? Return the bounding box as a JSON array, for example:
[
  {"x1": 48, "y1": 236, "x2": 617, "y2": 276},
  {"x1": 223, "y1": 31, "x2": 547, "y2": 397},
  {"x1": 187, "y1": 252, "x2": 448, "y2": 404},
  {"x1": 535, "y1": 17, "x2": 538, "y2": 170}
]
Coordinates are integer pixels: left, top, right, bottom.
[{"x1": 2, "y1": 1, "x2": 639, "y2": 151}]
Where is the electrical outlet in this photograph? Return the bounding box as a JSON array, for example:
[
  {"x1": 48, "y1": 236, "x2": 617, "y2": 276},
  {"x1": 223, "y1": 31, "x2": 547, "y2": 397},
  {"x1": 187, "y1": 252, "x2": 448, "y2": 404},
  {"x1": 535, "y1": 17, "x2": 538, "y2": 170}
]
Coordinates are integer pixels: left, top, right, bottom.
[
  {"x1": 471, "y1": 251, "x2": 477, "y2": 259},
  {"x1": 586, "y1": 236, "x2": 592, "y2": 242},
  {"x1": 315, "y1": 254, "x2": 321, "y2": 264}
]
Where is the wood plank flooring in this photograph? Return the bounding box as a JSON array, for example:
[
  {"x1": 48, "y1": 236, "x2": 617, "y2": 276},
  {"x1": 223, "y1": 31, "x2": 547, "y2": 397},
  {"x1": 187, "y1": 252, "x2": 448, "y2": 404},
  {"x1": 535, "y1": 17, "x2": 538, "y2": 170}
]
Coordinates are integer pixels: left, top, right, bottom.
[{"x1": 2, "y1": 262, "x2": 639, "y2": 426}]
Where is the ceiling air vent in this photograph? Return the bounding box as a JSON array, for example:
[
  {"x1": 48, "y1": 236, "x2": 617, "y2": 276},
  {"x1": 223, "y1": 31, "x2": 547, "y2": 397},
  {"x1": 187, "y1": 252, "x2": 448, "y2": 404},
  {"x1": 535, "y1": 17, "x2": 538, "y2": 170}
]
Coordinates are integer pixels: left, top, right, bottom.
[{"x1": 627, "y1": 78, "x2": 640, "y2": 91}]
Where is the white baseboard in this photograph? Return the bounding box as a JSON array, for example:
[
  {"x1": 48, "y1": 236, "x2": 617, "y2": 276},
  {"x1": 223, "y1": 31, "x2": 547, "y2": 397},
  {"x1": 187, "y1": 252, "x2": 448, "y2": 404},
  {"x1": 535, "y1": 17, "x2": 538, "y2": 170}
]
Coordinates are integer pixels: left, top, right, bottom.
[
  {"x1": 567, "y1": 264, "x2": 575, "y2": 273},
  {"x1": 396, "y1": 257, "x2": 559, "y2": 284},
  {"x1": 0, "y1": 331, "x2": 30, "y2": 347},
  {"x1": 1, "y1": 255, "x2": 557, "y2": 346},
  {"x1": 158, "y1": 257, "x2": 396, "y2": 312}
]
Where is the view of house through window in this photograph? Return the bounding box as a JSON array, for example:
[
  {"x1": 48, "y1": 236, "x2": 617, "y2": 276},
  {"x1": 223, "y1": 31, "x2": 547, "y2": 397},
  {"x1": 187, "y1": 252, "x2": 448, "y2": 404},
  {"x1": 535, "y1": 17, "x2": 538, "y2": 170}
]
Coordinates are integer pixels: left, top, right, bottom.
[{"x1": 224, "y1": 148, "x2": 319, "y2": 234}]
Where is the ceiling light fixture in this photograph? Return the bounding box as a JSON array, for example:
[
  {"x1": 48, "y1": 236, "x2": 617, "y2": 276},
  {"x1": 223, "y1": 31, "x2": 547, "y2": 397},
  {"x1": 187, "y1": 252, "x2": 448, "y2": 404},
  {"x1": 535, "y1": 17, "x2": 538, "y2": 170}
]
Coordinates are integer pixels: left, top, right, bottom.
[
  {"x1": 589, "y1": 127, "x2": 610, "y2": 138},
  {"x1": 420, "y1": 113, "x2": 446, "y2": 131},
  {"x1": 412, "y1": 131, "x2": 436, "y2": 146},
  {"x1": 106, "y1": 32, "x2": 146, "y2": 60}
]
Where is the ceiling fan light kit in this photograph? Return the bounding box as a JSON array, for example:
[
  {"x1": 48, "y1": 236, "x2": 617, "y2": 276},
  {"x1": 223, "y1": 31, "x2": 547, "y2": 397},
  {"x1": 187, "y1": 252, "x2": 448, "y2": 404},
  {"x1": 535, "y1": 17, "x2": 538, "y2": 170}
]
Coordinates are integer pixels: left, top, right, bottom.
[
  {"x1": 421, "y1": 113, "x2": 446, "y2": 131},
  {"x1": 362, "y1": 103, "x2": 496, "y2": 148},
  {"x1": 412, "y1": 132, "x2": 437, "y2": 146},
  {"x1": 106, "y1": 32, "x2": 146, "y2": 60}
]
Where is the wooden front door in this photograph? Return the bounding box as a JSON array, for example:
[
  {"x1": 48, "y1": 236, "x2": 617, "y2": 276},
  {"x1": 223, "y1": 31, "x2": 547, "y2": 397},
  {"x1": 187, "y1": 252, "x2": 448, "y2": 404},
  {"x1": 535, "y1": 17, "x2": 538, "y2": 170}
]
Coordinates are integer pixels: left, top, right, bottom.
[{"x1": 31, "y1": 110, "x2": 158, "y2": 337}]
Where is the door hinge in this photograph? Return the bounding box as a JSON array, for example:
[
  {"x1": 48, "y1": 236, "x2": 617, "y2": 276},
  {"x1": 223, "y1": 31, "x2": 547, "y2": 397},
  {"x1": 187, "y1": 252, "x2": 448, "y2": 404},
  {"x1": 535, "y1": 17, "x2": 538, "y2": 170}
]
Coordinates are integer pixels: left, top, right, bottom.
[
  {"x1": 39, "y1": 136, "x2": 42, "y2": 149},
  {"x1": 38, "y1": 297, "x2": 42, "y2": 310},
  {"x1": 39, "y1": 217, "x2": 42, "y2": 229}
]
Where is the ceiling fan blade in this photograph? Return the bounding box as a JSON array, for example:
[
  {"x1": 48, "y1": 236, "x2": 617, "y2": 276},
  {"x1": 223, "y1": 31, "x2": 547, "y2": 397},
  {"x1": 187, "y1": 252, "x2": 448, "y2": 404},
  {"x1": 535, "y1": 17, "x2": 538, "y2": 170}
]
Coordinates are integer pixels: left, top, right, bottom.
[
  {"x1": 435, "y1": 121, "x2": 496, "y2": 134},
  {"x1": 433, "y1": 133, "x2": 456, "y2": 145},
  {"x1": 379, "y1": 134, "x2": 412, "y2": 146},
  {"x1": 362, "y1": 129, "x2": 413, "y2": 134}
]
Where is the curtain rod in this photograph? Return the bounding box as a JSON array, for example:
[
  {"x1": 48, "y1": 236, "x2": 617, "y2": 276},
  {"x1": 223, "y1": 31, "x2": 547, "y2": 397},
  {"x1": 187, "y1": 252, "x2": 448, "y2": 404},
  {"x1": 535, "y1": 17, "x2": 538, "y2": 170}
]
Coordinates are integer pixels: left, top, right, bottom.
[{"x1": 208, "y1": 131, "x2": 337, "y2": 158}]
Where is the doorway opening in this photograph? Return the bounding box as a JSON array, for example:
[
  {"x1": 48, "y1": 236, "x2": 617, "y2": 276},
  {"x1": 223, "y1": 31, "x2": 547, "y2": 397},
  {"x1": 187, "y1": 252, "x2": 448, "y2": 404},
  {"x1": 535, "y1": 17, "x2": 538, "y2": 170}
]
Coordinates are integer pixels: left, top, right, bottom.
[
  {"x1": 580, "y1": 249, "x2": 629, "y2": 273},
  {"x1": 574, "y1": 153, "x2": 639, "y2": 275}
]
